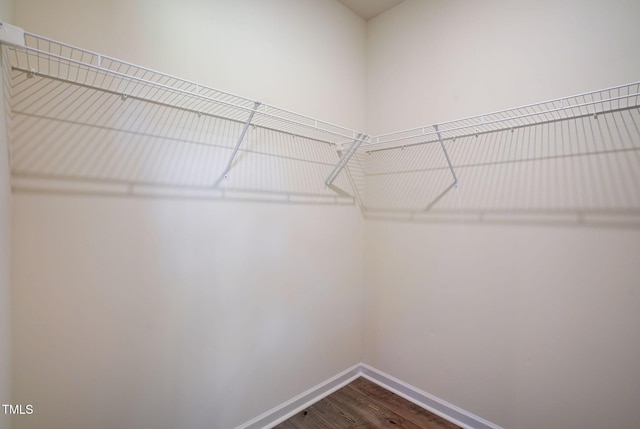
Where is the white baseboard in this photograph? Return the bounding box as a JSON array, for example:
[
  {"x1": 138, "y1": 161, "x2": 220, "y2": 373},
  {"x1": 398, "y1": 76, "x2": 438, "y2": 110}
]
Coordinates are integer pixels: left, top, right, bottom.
[
  {"x1": 234, "y1": 364, "x2": 361, "y2": 429},
  {"x1": 360, "y1": 364, "x2": 503, "y2": 429},
  {"x1": 236, "y1": 363, "x2": 502, "y2": 429}
]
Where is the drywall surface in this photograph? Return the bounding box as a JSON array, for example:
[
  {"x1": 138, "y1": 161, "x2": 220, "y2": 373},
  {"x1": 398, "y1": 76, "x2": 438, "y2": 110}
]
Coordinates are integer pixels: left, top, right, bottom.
[
  {"x1": 366, "y1": 0, "x2": 640, "y2": 135},
  {"x1": 0, "y1": 0, "x2": 12, "y2": 25},
  {"x1": 364, "y1": 223, "x2": 640, "y2": 428},
  {"x1": 10, "y1": 1, "x2": 366, "y2": 428},
  {"x1": 0, "y1": 7, "x2": 12, "y2": 429},
  {"x1": 364, "y1": 1, "x2": 640, "y2": 428},
  {"x1": 0, "y1": 40, "x2": 12, "y2": 429},
  {"x1": 12, "y1": 196, "x2": 364, "y2": 429},
  {"x1": 14, "y1": 0, "x2": 366, "y2": 131}
]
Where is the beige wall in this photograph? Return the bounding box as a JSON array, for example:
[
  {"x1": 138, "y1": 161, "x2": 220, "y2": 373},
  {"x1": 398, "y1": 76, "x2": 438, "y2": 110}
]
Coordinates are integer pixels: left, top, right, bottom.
[
  {"x1": 366, "y1": 0, "x2": 640, "y2": 135},
  {"x1": 0, "y1": 42, "x2": 11, "y2": 429},
  {"x1": 364, "y1": 1, "x2": 640, "y2": 428},
  {"x1": 13, "y1": 196, "x2": 364, "y2": 429},
  {"x1": 364, "y1": 223, "x2": 640, "y2": 428},
  {"x1": 8, "y1": 1, "x2": 640, "y2": 428},
  {"x1": 1, "y1": 3, "x2": 14, "y2": 428},
  {"x1": 14, "y1": 0, "x2": 366, "y2": 131},
  {"x1": 10, "y1": 1, "x2": 366, "y2": 428},
  {"x1": 0, "y1": 109, "x2": 10, "y2": 429},
  {"x1": 0, "y1": 0, "x2": 11, "y2": 23}
]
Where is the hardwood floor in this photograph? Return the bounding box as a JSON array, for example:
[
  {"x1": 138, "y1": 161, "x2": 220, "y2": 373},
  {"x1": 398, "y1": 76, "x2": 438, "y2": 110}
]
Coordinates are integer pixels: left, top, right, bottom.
[{"x1": 273, "y1": 377, "x2": 461, "y2": 429}]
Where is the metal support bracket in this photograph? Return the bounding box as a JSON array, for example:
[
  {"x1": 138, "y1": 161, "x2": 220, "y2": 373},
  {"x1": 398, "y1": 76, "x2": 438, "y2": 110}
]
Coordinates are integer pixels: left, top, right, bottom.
[
  {"x1": 324, "y1": 133, "x2": 366, "y2": 188},
  {"x1": 214, "y1": 101, "x2": 261, "y2": 187},
  {"x1": 433, "y1": 124, "x2": 459, "y2": 188}
]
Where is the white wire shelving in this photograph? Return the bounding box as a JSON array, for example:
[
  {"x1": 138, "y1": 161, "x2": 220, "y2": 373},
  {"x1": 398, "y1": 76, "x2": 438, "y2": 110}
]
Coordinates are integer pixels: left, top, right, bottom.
[
  {"x1": 3, "y1": 31, "x2": 362, "y2": 147},
  {"x1": 363, "y1": 82, "x2": 640, "y2": 192},
  {"x1": 0, "y1": 25, "x2": 368, "y2": 198},
  {"x1": 366, "y1": 81, "x2": 640, "y2": 152},
  {"x1": 1, "y1": 23, "x2": 639, "y2": 212}
]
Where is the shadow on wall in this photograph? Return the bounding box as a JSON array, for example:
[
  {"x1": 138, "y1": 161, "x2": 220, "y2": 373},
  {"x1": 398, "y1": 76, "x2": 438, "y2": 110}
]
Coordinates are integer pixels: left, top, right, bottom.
[
  {"x1": 361, "y1": 108, "x2": 640, "y2": 229},
  {"x1": 4, "y1": 58, "x2": 362, "y2": 207}
]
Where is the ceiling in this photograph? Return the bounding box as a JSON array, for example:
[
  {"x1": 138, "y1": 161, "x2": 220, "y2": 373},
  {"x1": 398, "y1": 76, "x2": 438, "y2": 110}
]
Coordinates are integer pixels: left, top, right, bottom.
[{"x1": 337, "y1": 0, "x2": 405, "y2": 21}]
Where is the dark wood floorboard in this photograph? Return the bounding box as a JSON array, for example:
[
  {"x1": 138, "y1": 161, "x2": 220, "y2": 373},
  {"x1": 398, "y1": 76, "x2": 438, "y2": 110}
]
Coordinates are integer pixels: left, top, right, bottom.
[
  {"x1": 330, "y1": 384, "x2": 423, "y2": 429},
  {"x1": 348, "y1": 378, "x2": 459, "y2": 429},
  {"x1": 273, "y1": 377, "x2": 461, "y2": 429}
]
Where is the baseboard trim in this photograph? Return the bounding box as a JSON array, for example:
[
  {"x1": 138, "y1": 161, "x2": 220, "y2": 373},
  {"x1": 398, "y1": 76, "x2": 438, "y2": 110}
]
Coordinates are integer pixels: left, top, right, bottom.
[
  {"x1": 236, "y1": 363, "x2": 502, "y2": 429},
  {"x1": 234, "y1": 364, "x2": 361, "y2": 429},
  {"x1": 360, "y1": 364, "x2": 503, "y2": 429}
]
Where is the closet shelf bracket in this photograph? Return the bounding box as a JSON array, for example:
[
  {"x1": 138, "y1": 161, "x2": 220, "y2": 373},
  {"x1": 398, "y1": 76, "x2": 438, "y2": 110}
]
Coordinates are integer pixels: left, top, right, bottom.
[
  {"x1": 433, "y1": 124, "x2": 459, "y2": 188},
  {"x1": 324, "y1": 133, "x2": 367, "y2": 188},
  {"x1": 214, "y1": 101, "x2": 261, "y2": 187}
]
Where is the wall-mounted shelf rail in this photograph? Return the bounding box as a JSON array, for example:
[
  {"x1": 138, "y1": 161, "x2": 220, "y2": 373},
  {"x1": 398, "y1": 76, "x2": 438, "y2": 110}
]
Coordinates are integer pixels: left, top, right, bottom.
[{"x1": 367, "y1": 82, "x2": 640, "y2": 152}]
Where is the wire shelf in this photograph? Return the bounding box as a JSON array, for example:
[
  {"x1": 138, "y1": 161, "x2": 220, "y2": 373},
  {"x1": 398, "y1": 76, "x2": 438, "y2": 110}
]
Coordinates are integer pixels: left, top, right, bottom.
[
  {"x1": 3, "y1": 32, "x2": 361, "y2": 146},
  {"x1": 367, "y1": 82, "x2": 640, "y2": 152},
  {"x1": 1, "y1": 26, "x2": 638, "y2": 218},
  {"x1": 361, "y1": 107, "x2": 640, "y2": 227}
]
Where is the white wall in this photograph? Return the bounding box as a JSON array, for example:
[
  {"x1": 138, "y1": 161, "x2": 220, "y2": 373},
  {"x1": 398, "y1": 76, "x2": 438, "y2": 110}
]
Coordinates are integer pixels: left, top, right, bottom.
[
  {"x1": 0, "y1": 3, "x2": 14, "y2": 429},
  {"x1": 0, "y1": 83, "x2": 10, "y2": 429},
  {"x1": 0, "y1": 100, "x2": 10, "y2": 429},
  {"x1": 366, "y1": 0, "x2": 640, "y2": 135},
  {"x1": 364, "y1": 1, "x2": 640, "y2": 428},
  {"x1": 13, "y1": 197, "x2": 364, "y2": 429},
  {"x1": 10, "y1": 1, "x2": 366, "y2": 428},
  {"x1": 14, "y1": 0, "x2": 366, "y2": 130},
  {"x1": 10, "y1": 1, "x2": 640, "y2": 428}
]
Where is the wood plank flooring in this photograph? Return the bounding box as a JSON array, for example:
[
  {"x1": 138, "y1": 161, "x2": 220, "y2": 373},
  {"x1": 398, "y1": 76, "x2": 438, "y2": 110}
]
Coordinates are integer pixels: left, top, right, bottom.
[{"x1": 273, "y1": 377, "x2": 461, "y2": 429}]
